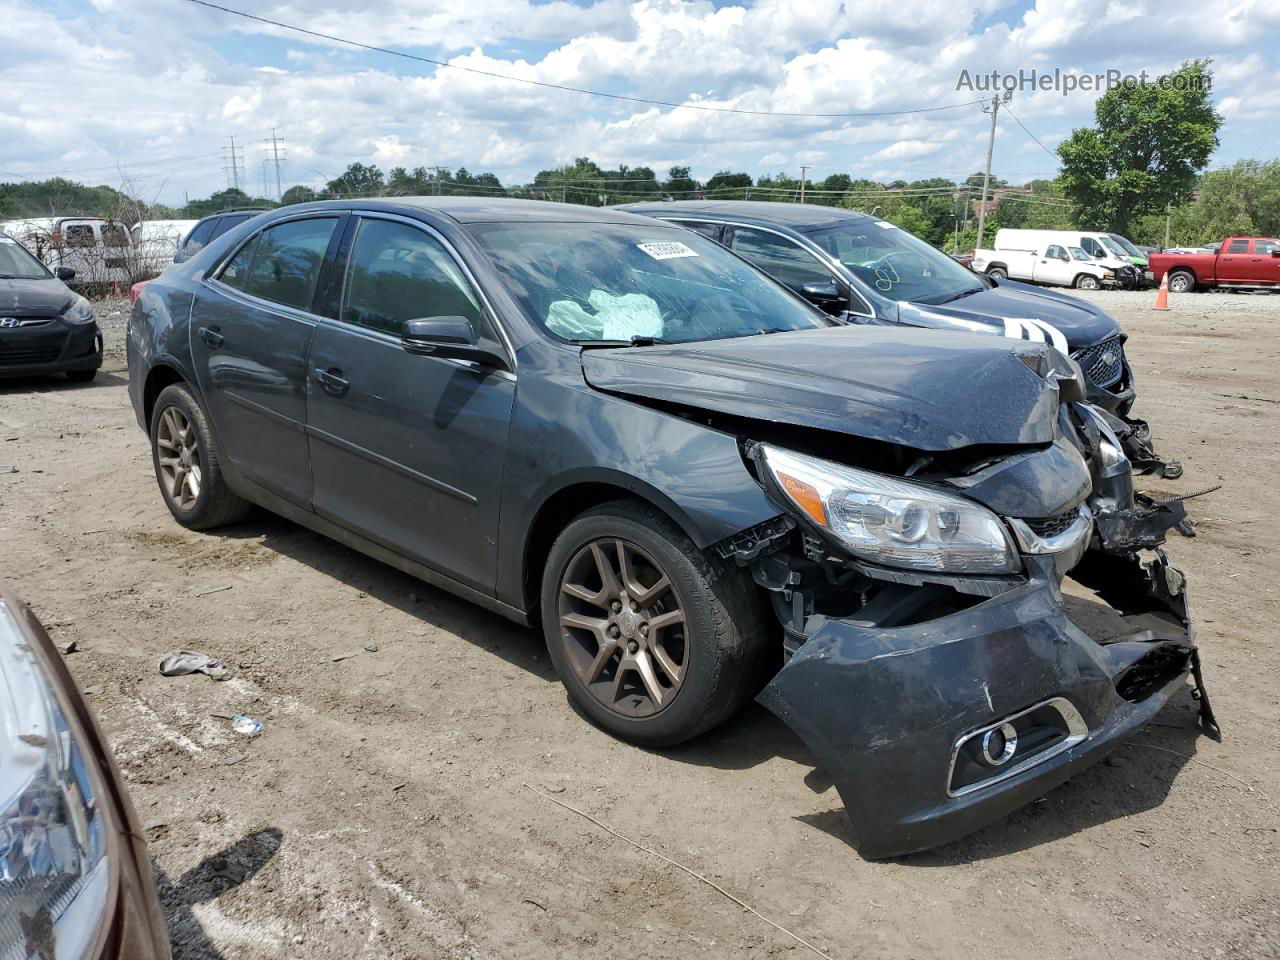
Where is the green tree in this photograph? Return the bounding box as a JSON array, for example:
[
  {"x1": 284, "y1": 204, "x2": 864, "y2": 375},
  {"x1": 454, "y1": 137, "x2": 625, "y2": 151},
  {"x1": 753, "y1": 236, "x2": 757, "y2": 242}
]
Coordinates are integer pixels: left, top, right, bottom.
[
  {"x1": 281, "y1": 185, "x2": 318, "y2": 205},
  {"x1": 182, "y1": 188, "x2": 268, "y2": 218},
  {"x1": 663, "y1": 166, "x2": 699, "y2": 197},
  {"x1": 325, "y1": 162, "x2": 385, "y2": 197},
  {"x1": 533, "y1": 157, "x2": 606, "y2": 205},
  {"x1": 705, "y1": 170, "x2": 752, "y2": 199},
  {"x1": 1058, "y1": 59, "x2": 1221, "y2": 235}
]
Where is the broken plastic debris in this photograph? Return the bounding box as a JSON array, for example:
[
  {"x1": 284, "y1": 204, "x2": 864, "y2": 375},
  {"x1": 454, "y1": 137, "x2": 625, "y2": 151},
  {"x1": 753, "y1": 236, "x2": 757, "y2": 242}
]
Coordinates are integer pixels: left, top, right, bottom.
[
  {"x1": 159, "y1": 650, "x2": 231, "y2": 681},
  {"x1": 231, "y1": 715, "x2": 263, "y2": 736}
]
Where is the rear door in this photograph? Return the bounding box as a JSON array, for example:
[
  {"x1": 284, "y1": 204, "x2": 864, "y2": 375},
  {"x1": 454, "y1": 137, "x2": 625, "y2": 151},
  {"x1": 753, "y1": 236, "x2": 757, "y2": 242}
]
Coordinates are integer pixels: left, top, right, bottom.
[
  {"x1": 190, "y1": 213, "x2": 344, "y2": 506},
  {"x1": 1218, "y1": 238, "x2": 1251, "y2": 283},
  {"x1": 305, "y1": 214, "x2": 516, "y2": 592}
]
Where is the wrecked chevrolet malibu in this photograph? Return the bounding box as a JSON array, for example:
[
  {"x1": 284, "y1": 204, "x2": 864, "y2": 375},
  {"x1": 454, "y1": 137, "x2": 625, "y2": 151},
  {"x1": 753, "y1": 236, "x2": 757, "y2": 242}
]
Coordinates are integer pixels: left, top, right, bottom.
[{"x1": 127, "y1": 199, "x2": 1215, "y2": 858}]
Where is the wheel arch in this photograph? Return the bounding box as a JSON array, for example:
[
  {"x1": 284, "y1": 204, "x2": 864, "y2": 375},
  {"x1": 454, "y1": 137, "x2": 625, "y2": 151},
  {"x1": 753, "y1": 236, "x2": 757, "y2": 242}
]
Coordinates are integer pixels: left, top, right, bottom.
[
  {"x1": 142, "y1": 363, "x2": 188, "y2": 428},
  {"x1": 520, "y1": 474, "x2": 707, "y2": 614}
]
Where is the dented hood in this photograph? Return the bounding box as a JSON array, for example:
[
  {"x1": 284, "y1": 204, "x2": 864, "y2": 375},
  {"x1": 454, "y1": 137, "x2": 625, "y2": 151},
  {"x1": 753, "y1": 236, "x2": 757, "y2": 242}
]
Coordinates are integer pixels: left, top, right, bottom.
[{"x1": 581, "y1": 326, "x2": 1060, "y2": 451}]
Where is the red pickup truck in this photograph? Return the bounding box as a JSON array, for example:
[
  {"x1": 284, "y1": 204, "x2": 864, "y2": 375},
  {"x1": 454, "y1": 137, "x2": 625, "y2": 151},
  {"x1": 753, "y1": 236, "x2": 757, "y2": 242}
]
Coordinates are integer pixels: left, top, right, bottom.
[{"x1": 1149, "y1": 237, "x2": 1280, "y2": 292}]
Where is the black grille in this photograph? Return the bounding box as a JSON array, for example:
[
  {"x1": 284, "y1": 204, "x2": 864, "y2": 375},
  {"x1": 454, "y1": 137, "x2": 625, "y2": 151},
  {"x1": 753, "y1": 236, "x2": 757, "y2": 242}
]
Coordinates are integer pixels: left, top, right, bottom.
[
  {"x1": 1072, "y1": 336, "x2": 1126, "y2": 390},
  {"x1": 1024, "y1": 512, "x2": 1078, "y2": 538},
  {"x1": 0, "y1": 342, "x2": 64, "y2": 365}
]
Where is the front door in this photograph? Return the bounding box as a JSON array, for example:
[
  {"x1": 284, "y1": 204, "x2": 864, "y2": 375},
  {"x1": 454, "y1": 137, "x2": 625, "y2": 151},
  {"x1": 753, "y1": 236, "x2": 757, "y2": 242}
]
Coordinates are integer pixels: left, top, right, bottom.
[
  {"x1": 1240, "y1": 239, "x2": 1280, "y2": 285},
  {"x1": 1035, "y1": 245, "x2": 1073, "y2": 286},
  {"x1": 190, "y1": 214, "x2": 343, "y2": 506},
  {"x1": 305, "y1": 215, "x2": 516, "y2": 593}
]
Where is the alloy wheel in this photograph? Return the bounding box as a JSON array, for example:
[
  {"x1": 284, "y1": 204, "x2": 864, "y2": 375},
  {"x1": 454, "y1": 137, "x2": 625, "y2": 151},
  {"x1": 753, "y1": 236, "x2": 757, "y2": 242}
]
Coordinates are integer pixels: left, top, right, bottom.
[
  {"x1": 156, "y1": 405, "x2": 202, "y2": 510},
  {"x1": 557, "y1": 538, "x2": 687, "y2": 718}
]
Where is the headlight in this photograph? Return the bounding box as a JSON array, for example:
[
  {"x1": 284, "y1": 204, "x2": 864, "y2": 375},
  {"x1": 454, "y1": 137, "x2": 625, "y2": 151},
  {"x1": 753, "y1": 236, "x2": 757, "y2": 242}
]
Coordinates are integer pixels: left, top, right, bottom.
[
  {"x1": 758, "y1": 445, "x2": 1020, "y2": 574},
  {"x1": 61, "y1": 295, "x2": 95, "y2": 325},
  {"x1": 0, "y1": 599, "x2": 113, "y2": 958}
]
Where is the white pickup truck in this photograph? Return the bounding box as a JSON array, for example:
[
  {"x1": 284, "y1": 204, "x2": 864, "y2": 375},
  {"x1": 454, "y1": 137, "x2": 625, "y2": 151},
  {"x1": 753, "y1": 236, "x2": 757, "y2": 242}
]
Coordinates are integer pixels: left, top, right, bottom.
[{"x1": 971, "y1": 242, "x2": 1120, "y2": 290}]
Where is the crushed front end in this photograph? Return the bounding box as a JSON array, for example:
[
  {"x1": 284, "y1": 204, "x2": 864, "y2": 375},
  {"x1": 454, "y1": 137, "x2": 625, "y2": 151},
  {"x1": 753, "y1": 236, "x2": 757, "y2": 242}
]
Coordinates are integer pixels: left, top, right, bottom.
[{"x1": 728, "y1": 396, "x2": 1214, "y2": 859}]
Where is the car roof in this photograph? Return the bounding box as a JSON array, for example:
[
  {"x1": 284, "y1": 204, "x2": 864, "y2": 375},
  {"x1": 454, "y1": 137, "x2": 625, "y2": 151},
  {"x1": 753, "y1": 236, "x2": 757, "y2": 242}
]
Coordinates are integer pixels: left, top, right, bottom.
[
  {"x1": 615, "y1": 200, "x2": 876, "y2": 232},
  {"x1": 270, "y1": 196, "x2": 667, "y2": 227}
]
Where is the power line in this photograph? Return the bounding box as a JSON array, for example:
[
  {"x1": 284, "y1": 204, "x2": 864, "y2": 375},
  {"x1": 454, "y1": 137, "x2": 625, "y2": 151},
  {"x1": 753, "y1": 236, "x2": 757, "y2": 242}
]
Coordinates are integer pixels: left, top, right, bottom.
[
  {"x1": 0, "y1": 152, "x2": 223, "y2": 180},
  {"x1": 1004, "y1": 108, "x2": 1060, "y2": 162},
  {"x1": 183, "y1": 0, "x2": 988, "y2": 120}
]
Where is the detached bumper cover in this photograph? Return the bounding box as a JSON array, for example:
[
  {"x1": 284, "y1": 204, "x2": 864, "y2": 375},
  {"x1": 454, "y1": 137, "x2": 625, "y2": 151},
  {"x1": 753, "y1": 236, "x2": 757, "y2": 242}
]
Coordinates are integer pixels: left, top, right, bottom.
[{"x1": 758, "y1": 552, "x2": 1208, "y2": 859}]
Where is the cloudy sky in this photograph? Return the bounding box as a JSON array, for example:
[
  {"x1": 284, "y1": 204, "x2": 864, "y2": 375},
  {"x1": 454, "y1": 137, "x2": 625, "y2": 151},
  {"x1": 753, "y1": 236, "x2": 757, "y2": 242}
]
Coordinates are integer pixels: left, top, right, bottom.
[{"x1": 3, "y1": 0, "x2": 1278, "y2": 205}]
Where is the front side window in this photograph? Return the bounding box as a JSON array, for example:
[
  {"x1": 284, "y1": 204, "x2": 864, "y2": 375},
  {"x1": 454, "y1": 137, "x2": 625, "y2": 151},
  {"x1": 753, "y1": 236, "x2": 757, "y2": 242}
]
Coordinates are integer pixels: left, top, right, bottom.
[
  {"x1": 1045, "y1": 244, "x2": 1067, "y2": 260},
  {"x1": 1227, "y1": 239, "x2": 1249, "y2": 254},
  {"x1": 341, "y1": 219, "x2": 487, "y2": 337},
  {"x1": 468, "y1": 222, "x2": 828, "y2": 344},
  {"x1": 1081, "y1": 237, "x2": 1104, "y2": 258},
  {"x1": 805, "y1": 220, "x2": 984, "y2": 304},
  {"x1": 729, "y1": 227, "x2": 834, "y2": 292},
  {"x1": 236, "y1": 217, "x2": 338, "y2": 312},
  {"x1": 63, "y1": 224, "x2": 95, "y2": 248},
  {"x1": 1255, "y1": 239, "x2": 1279, "y2": 255}
]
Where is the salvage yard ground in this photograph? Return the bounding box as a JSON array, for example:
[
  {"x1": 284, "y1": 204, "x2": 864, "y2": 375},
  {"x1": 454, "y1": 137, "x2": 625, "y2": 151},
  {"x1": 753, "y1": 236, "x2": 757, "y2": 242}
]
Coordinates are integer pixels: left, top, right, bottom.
[{"x1": 1, "y1": 289, "x2": 1278, "y2": 959}]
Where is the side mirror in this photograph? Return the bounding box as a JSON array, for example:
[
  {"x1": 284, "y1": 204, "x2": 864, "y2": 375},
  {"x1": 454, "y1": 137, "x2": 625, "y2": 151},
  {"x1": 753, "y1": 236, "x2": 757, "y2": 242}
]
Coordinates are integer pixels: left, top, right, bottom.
[
  {"x1": 401, "y1": 316, "x2": 509, "y2": 370},
  {"x1": 800, "y1": 281, "x2": 846, "y2": 314},
  {"x1": 55, "y1": 266, "x2": 76, "y2": 282},
  {"x1": 1270, "y1": 249, "x2": 1280, "y2": 258}
]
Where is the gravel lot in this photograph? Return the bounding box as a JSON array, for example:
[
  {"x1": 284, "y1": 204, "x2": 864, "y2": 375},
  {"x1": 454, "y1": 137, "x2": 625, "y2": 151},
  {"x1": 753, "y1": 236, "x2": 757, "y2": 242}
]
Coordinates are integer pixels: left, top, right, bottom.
[{"x1": 1, "y1": 288, "x2": 1278, "y2": 959}]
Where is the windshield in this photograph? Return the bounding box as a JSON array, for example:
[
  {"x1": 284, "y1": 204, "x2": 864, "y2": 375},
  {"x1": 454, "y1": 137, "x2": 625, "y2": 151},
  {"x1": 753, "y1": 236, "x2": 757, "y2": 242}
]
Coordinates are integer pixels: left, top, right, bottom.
[
  {"x1": 803, "y1": 220, "x2": 982, "y2": 305},
  {"x1": 0, "y1": 236, "x2": 51, "y2": 279},
  {"x1": 1069, "y1": 246, "x2": 1091, "y2": 261},
  {"x1": 1100, "y1": 237, "x2": 1131, "y2": 258},
  {"x1": 1108, "y1": 234, "x2": 1144, "y2": 258},
  {"x1": 467, "y1": 222, "x2": 829, "y2": 344}
]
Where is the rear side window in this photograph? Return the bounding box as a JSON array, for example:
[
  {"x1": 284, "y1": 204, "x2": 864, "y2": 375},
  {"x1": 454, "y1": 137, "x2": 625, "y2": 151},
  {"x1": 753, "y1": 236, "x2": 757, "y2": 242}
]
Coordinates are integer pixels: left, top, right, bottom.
[
  {"x1": 675, "y1": 220, "x2": 724, "y2": 243},
  {"x1": 729, "y1": 227, "x2": 833, "y2": 291},
  {"x1": 210, "y1": 213, "x2": 252, "y2": 241},
  {"x1": 1226, "y1": 239, "x2": 1249, "y2": 254},
  {"x1": 236, "y1": 217, "x2": 338, "y2": 312},
  {"x1": 181, "y1": 218, "x2": 219, "y2": 257},
  {"x1": 341, "y1": 218, "x2": 488, "y2": 337}
]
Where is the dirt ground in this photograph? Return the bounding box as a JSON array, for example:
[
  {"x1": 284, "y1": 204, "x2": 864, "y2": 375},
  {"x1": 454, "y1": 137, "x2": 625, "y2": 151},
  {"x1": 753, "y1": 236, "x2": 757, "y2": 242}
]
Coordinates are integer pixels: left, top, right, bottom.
[{"x1": 1, "y1": 289, "x2": 1278, "y2": 960}]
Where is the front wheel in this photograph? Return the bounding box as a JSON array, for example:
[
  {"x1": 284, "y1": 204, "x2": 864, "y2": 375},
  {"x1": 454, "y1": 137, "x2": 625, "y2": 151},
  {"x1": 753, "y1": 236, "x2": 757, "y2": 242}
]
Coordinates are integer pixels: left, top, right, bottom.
[
  {"x1": 541, "y1": 500, "x2": 768, "y2": 747},
  {"x1": 1167, "y1": 270, "x2": 1195, "y2": 293},
  {"x1": 150, "y1": 383, "x2": 250, "y2": 530},
  {"x1": 986, "y1": 266, "x2": 1008, "y2": 280},
  {"x1": 1074, "y1": 274, "x2": 1101, "y2": 290}
]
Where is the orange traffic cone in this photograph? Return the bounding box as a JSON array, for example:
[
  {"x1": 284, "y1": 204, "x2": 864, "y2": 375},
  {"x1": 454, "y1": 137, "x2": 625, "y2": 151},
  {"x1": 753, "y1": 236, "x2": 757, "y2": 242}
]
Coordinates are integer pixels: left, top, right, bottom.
[{"x1": 1153, "y1": 273, "x2": 1170, "y2": 311}]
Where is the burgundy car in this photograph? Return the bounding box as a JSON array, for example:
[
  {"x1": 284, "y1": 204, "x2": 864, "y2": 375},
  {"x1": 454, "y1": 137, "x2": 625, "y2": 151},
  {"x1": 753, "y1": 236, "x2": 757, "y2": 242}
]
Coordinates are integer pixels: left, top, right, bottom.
[{"x1": 0, "y1": 590, "x2": 170, "y2": 959}]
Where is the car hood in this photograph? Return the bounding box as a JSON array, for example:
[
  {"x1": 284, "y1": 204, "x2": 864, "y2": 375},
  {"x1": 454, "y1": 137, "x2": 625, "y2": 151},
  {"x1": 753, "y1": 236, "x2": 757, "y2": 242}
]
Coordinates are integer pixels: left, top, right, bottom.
[
  {"x1": 581, "y1": 326, "x2": 1061, "y2": 452},
  {"x1": 0, "y1": 277, "x2": 73, "y2": 316},
  {"x1": 896, "y1": 280, "x2": 1120, "y2": 351}
]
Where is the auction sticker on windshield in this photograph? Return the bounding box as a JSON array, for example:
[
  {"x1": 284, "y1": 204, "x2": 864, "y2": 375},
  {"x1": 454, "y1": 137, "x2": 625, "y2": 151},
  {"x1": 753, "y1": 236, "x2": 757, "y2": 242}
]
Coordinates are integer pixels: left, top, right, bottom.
[{"x1": 637, "y1": 241, "x2": 699, "y2": 260}]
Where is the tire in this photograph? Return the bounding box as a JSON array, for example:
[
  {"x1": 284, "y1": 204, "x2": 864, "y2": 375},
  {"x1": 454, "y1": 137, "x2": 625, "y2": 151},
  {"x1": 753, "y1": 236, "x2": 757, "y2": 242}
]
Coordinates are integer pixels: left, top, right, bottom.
[
  {"x1": 540, "y1": 499, "x2": 768, "y2": 747},
  {"x1": 1074, "y1": 274, "x2": 1101, "y2": 290},
  {"x1": 65, "y1": 368, "x2": 97, "y2": 383},
  {"x1": 149, "y1": 382, "x2": 250, "y2": 530},
  {"x1": 1167, "y1": 270, "x2": 1195, "y2": 293},
  {"x1": 986, "y1": 266, "x2": 1008, "y2": 280}
]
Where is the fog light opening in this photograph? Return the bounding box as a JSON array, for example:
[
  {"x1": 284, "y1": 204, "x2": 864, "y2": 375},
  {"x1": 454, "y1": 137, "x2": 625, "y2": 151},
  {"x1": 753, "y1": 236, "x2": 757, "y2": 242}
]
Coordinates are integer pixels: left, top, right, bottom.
[{"x1": 980, "y1": 722, "x2": 1018, "y2": 766}]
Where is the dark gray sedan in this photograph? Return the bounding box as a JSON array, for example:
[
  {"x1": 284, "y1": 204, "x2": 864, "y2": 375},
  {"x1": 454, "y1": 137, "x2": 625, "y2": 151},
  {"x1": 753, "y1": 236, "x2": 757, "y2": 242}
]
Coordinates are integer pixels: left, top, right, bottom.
[{"x1": 126, "y1": 198, "x2": 1212, "y2": 857}]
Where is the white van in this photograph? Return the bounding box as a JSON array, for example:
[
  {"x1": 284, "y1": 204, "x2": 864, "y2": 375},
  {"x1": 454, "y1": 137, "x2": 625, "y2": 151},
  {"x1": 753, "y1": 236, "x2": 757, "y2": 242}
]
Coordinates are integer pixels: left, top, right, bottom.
[
  {"x1": 0, "y1": 217, "x2": 137, "y2": 288},
  {"x1": 131, "y1": 219, "x2": 199, "y2": 274},
  {"x1": 991, "y1": 229, "x2": 1150, "y2": 287}
]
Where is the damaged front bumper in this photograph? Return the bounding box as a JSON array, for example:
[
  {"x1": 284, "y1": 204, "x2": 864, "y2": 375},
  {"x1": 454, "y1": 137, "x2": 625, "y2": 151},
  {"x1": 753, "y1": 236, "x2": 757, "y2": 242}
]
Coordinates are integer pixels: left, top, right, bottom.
[{"x1": 757, "y1": 550, "x2": 1214, "y2": 859}]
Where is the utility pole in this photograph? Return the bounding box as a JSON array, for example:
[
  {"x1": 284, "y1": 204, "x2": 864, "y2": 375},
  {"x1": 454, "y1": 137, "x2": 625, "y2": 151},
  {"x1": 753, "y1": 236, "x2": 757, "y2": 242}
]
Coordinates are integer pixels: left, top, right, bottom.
[
  {"x1": 1163, "y1": 201, "x2": 1172, "y2": 251},
  {"x1": 264, "y1": 128, "x2": 286, "y2": 201},
  {"x1": 799, "y1": 165, "x2": 811, "y2": 204},
  {"x1": 223, "y1": 136, "x2": 243, "y2": 191},
  {"x1": 975, "y1": 92, "x2": 1010, "y2": 249}
]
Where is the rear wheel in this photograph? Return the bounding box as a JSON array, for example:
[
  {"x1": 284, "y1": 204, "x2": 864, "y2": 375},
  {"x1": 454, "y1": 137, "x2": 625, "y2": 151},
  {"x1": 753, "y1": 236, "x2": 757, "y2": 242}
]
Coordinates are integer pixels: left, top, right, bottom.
[
  {"x1": 1074, "y1": 274, "x2": 1101, "y2": 290},
  {"x1": 150, "y1": 383, "x2": 250, "y2": 530},
  {"x1": 986, "y1": 266, "x2": 1008, "y2": 280},
  {"x1": 541, "y1": 500, "x2": 767, "y2": 747},
  {"x1": 1167, "y1": 270, "x2": 1195, "y2": 293}
]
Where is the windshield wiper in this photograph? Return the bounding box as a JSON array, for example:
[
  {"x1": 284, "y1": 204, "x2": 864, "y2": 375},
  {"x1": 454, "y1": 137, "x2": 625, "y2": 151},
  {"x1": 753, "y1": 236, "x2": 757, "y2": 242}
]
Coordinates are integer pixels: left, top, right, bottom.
[
  {"x1": 937, "y1": 286, "x2": 985, "y2": 304},
  {"x1": 573, "y1": 335, "x2": 673, "y2": 348}
]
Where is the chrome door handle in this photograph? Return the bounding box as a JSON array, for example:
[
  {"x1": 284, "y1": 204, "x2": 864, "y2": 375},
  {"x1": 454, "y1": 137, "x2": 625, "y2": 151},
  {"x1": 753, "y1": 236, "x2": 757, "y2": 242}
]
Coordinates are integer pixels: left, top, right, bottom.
[{"x1": 313, "y1": 367, "x2": 349, "y2": 396}]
